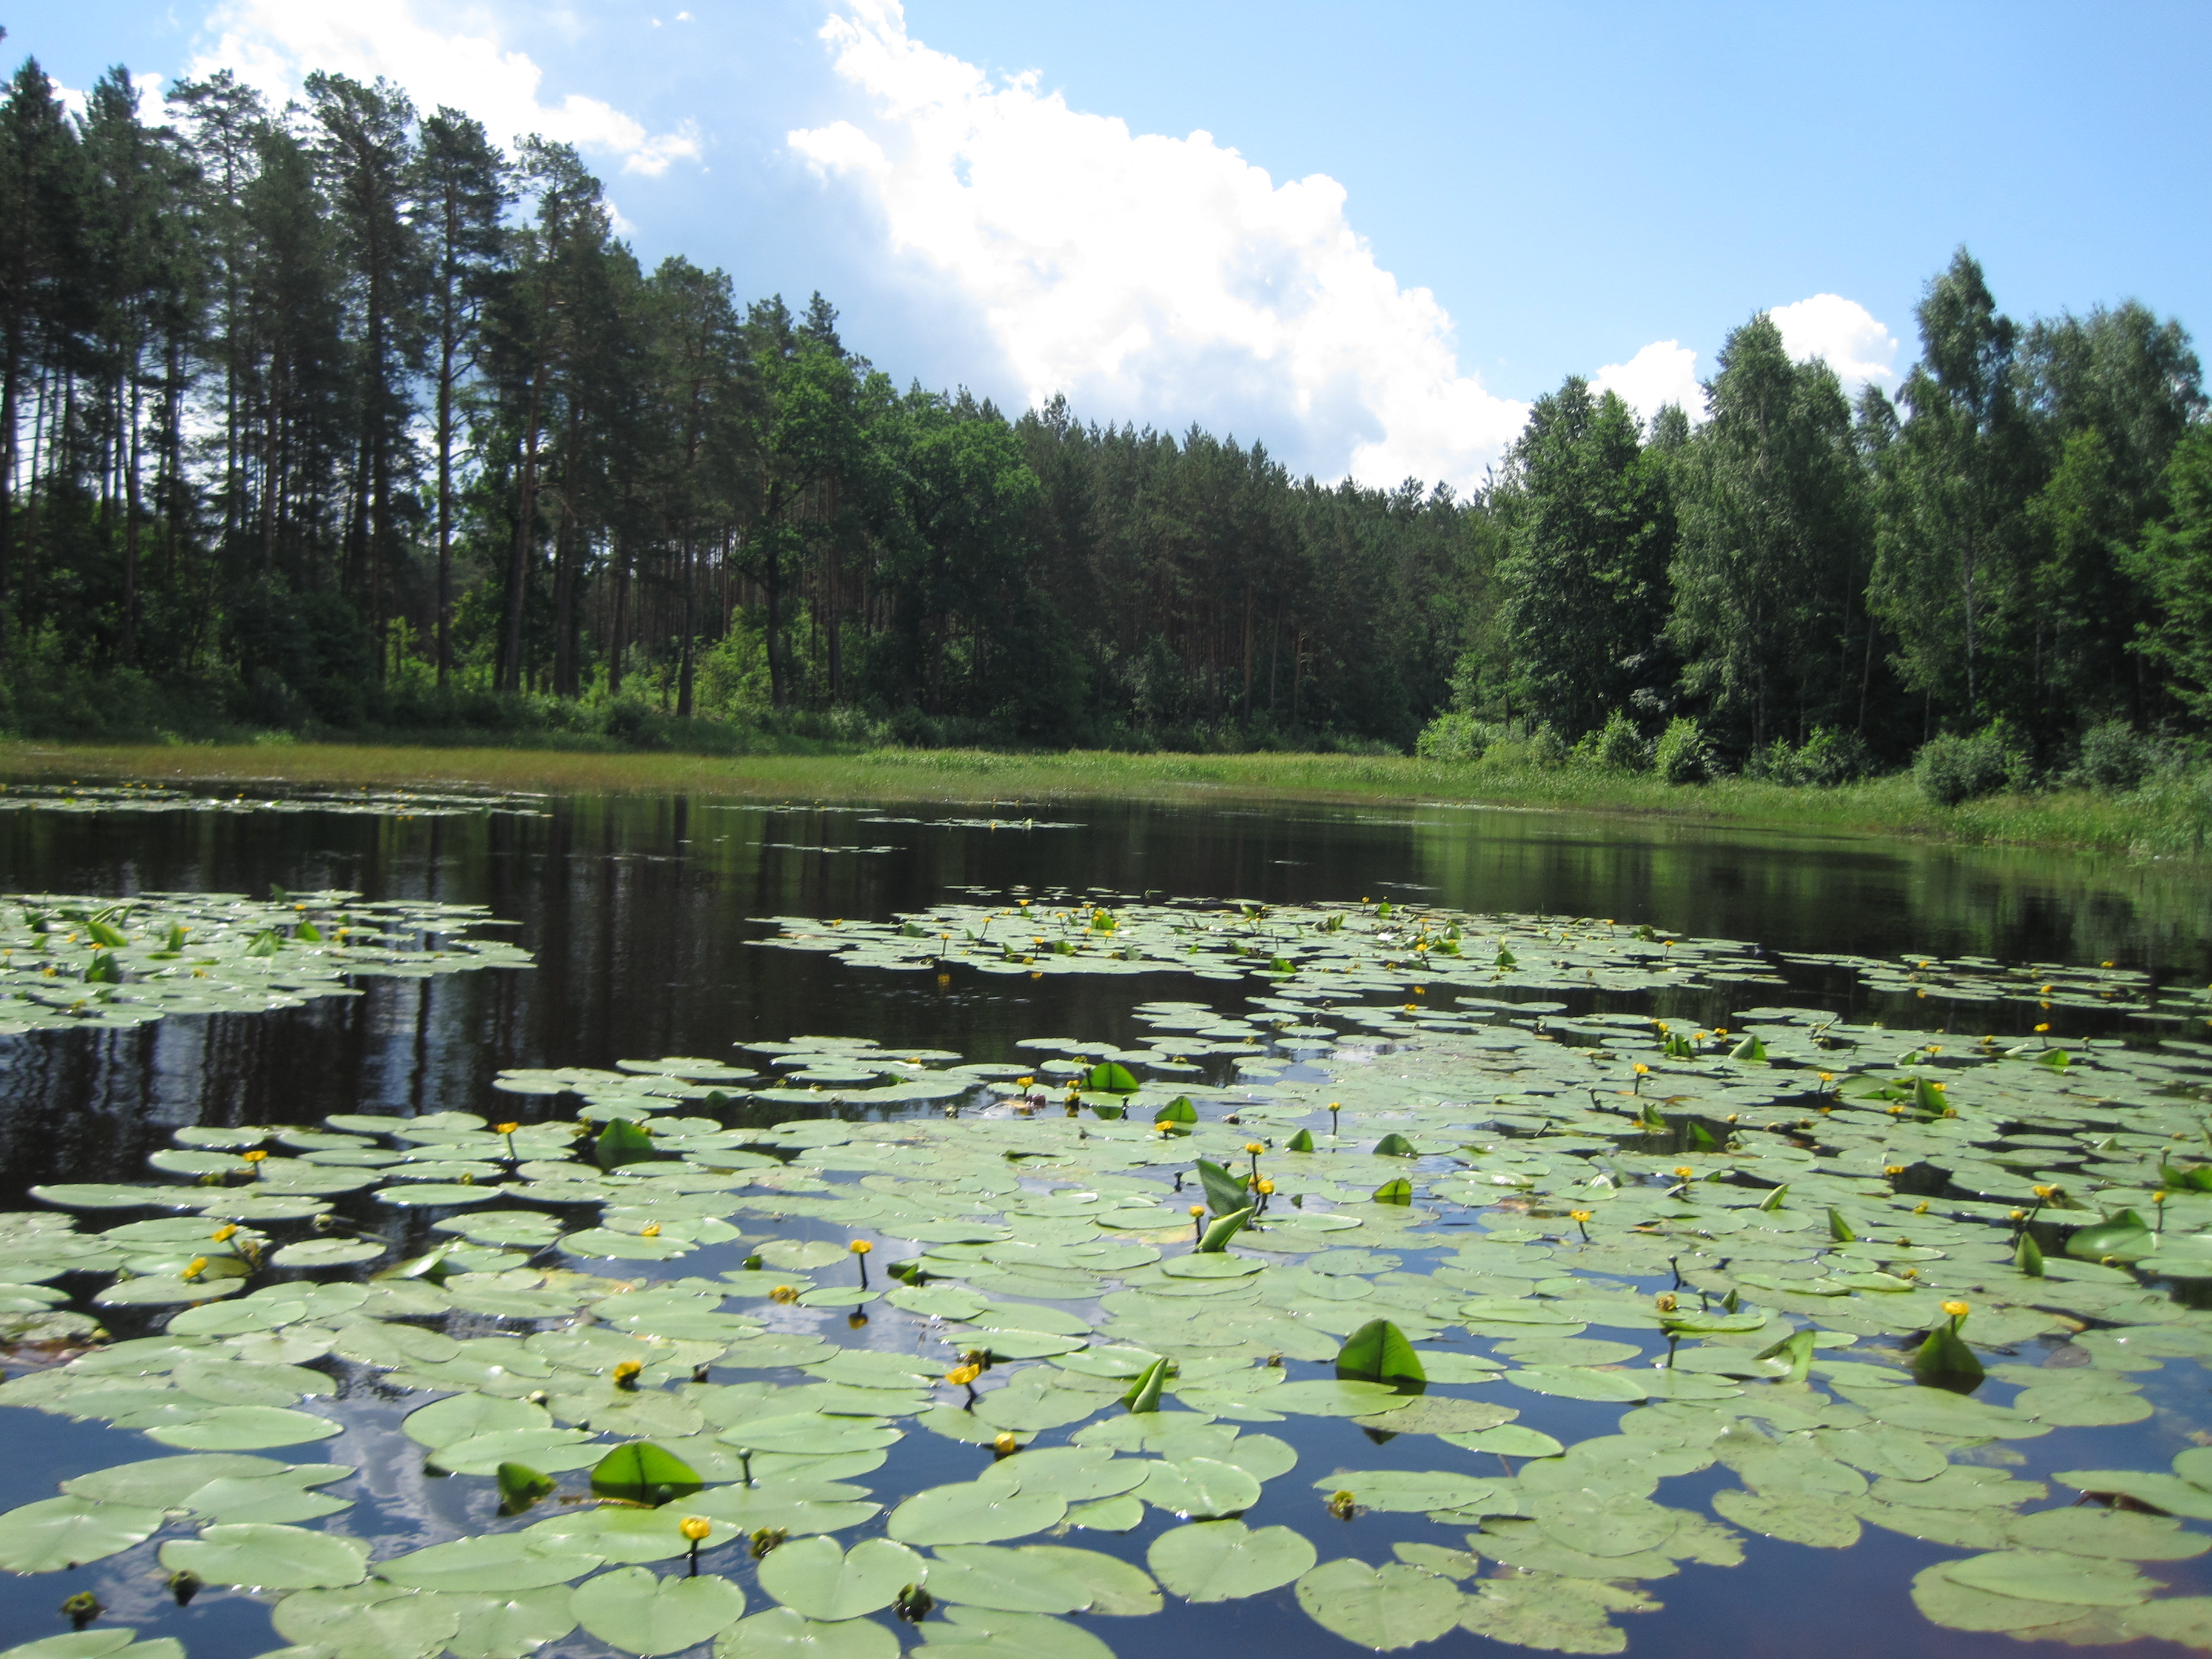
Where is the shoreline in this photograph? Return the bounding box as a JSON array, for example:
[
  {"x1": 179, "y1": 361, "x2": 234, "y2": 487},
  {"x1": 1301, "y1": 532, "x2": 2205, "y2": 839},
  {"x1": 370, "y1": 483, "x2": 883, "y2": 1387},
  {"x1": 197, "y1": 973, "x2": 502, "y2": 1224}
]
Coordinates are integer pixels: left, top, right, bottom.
[{"x1": 0, "y1": 740, "x2": 2199, "y2": 861}]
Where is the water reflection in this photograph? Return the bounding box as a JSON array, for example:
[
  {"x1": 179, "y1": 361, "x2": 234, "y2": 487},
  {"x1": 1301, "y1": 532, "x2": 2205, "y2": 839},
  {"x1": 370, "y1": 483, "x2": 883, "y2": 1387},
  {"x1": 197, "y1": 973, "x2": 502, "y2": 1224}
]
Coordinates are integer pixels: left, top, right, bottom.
[{"x1": 2, "y1": 795, "x2": 2206, "y2": 1204}]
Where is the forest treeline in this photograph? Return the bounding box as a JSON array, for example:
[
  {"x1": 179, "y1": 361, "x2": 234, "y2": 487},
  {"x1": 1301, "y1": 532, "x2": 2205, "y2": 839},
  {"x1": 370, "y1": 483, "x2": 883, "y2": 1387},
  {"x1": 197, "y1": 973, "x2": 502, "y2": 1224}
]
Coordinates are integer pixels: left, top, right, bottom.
[{"x1": 5, "y1": 46, "x2": 2212, "y2": 792}]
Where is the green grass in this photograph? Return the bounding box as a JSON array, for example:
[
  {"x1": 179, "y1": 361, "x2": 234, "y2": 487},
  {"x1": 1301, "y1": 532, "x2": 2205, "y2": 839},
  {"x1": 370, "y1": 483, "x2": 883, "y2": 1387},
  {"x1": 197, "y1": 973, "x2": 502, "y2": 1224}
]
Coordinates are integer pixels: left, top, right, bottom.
[{"x1": 1, "y1": 739, "x2": 2204, "y2": 858}]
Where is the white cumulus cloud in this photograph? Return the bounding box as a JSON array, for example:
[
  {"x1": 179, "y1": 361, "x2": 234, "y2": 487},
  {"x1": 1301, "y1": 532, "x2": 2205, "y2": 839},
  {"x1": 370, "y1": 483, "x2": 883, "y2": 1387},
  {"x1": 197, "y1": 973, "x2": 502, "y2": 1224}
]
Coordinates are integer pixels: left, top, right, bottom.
[
  {"x1": 788, "y1": 0, "x2": 1526, "y2": 492},
  {"x1": 1590, "y1": 339, "x2": 1707, "y2": 429},
  {"x1": 187, "y1": 0, "x2": 701, "y2": 176},
  {"x1": 1595, "y1": 295, "x2": 1899, "y2": 433},
  {"x1": 1769, "y1": 293, "x2": 1900, "y2": 392}
]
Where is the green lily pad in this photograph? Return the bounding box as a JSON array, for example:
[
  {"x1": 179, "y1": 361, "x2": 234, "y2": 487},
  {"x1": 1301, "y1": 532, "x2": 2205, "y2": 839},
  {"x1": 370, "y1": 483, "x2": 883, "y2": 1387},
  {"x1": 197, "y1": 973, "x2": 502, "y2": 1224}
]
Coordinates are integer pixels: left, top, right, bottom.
[
  {"x1": 571, "y1": 1566, "x2": 749, "y2": 1656},
  {"x1": 1711, "y1": 1489, "x2": 1861, "y2": 1549},
  {"x1": 1147, "y1": 1520, "x2": 1318, "y2": 1602},
  {"x1": 1312, "y1": 1471, "x2": 1497, "y2": 1514},
  {"x1": 756, "y1": 1537, "x2": 928, "y2": 1621},
  {"x1": 444, "y1": 1587, "x2": 580, "y2": 1659},
  {"x1": 62, "y1": 1452, "x2": 296, "y2": 1508},
  {"x1": 1293, "y1": 1558, "x2": 1466, "y2": 1650},
  {"x1": 1139, "y1": 1458, "x2": 1261, "y2": 1518},
  {"x1": 1945, "y1": 1549, "x2": 2159, "y2": 1606},
  {"x1": 715, "y1": 1607, "x2": 902, "y2": 1659},
  {"x1": 1263, "y1": 1381, "x2": 1414, "y2": 1416},
  {"x1": 916, "y1": 1606, "x2": 1114, "y2": 1659},
  {"x1": 1505, "y1": 1367, "x2": 1653, "y2": 1403},
  {"x1": 147, "y1": 1406, "x2": 343, "y2": 1449},
  {"x1": 429, "y1": 1429, "x2": 603, "y2": 1477},
  {"x1": 271, "y1": 1584, "x2": 466, "y2": 1659},
  {"x1": 0, "y1": 1495, "x2": 166, "y2": 1572},
  {"x1": 917, "y1": 1544, "x2": 1160, "y2": 1615},
  {"x1": 2006, "y1": 1507, "x2": 2210, "y2": 1560},
  {"x1": 160, "y1": 1521, "x2": 372, "y2": 1587},
  {"x1": 377, "y1": 1532, "x2": 605, "y2": 1590},
  {"x1": 887, "y1": 1480, "x2": 1068, "y2": 1545},
  {"x1": 403, "y1": 1393, "x2": 549, "y2": 1448}
]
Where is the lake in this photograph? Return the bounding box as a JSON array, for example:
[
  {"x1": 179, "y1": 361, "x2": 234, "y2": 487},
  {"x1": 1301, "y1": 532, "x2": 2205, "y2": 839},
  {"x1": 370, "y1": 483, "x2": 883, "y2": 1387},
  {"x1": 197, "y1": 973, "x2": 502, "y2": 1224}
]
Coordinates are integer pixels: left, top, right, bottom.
[{"x1": 2, "y1": 787, "x2": 2210, "y2": 1659}]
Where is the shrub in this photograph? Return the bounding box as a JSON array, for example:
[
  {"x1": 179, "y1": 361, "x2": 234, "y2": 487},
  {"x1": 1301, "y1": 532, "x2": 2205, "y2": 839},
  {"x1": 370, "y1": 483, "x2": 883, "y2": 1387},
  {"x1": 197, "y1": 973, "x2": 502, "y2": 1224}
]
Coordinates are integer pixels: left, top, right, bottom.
[
  {"x1": 1793, "y1": 725, "x2": 1873, "y2": 786},
  {"x1": 1590, "y1": 709, "x2": 1649, "y2": 772},
  {"x1": 1654, "y1": 717, "x2": 1711, "y2": 785},
  {"x1": 1744, "y1": 737, "x2": 1798, "y2": 783},
  {"x1": 1528, "y1": 723, "x2": 1569, "y2": 769},
  {"x1": 1914, "y1": 727, "x2": 2016, "y2": 807},
  {"x1": 1414, "y1": 711, "x2": 1499, "y2": 762},
  {"x1": 2072, "y1": 720, "x2": 2153, "y2": 793}
]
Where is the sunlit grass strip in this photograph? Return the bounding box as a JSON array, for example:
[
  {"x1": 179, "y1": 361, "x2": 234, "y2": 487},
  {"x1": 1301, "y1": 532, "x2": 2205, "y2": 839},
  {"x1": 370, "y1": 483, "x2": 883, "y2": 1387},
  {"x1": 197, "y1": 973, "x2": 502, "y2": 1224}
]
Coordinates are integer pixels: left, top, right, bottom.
[{"x1": 0, "y1": 741, "x2": 2204, "y2": 857}]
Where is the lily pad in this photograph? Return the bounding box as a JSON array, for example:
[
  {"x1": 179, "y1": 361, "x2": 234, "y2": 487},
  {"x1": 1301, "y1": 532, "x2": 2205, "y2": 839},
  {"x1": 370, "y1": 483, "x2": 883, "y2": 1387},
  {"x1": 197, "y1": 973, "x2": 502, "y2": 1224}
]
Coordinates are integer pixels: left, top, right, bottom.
[
  {"x1": 1147, "y1": 1520, "x2": 1318, "y2": 1602},
  {"x1": 160, "y1": 1521, "x2": 372, "y2": 1587},
  {"x1": 715, "y1": 1608, "x2": 902, "y2": 1659},
  {"x1": 1293, "y1": 1558, "x2": 1466, "y2": 1650},
  {"x1": 571, "y1": 1566, "x2": 749, "y2": 1656},
  {"x1": 756, "y1": 1537, "x2": 928, "y2": 1621},
  {"x1": 0, "y1": 1495, "x2": 166, "y2": 1573}
]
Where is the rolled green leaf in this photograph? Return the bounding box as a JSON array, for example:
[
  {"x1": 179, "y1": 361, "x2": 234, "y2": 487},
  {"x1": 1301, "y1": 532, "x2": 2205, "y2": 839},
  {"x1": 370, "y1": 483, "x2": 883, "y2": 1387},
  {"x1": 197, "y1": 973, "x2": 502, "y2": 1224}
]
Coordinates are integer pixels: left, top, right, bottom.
[{"x1": 1198, "y1": 1207, "x2": 1253, "y2": 1253}]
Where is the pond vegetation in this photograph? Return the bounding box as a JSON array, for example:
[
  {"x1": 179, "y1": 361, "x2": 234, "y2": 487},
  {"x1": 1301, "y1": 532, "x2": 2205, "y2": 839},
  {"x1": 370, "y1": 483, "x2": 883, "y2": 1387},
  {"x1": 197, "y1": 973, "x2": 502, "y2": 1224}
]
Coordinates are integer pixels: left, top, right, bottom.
[{"x1": 4, "y1": 886, "x2": 2212, "y2": 1658}]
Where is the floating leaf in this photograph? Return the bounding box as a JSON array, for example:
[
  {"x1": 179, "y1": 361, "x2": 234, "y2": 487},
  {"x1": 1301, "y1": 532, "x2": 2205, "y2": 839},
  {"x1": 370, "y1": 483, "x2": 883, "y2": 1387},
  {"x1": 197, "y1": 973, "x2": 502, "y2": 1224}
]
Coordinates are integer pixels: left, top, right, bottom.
[
  {"x1": 916, "y1": 1544, "x2": 1159, "y2": 1615},
  {"x1": 1146, "y1": 1521, "x2": 1316, "y2": 1602},
  {"x1": 1944, "y1": 1549, "x2": 2158, "y2": 1607},
  {"x1": 159, "y1": 1521, "x2": 372, "y2": 1588},
  {"x1": 1293, "y1": 1558, "x2": 1466, "y2": 1650},
  {"x1": 755, "y1": 1537, "x2": 927, "y2": 1621},
  {"x1": 714, "y1": 1608, "x2": 902, "y2": 1659},
  {"x1": 571, "y1": 1567, "x2": 748, "y2": 1656},
  {"x1": 378, "y1": 1533, "x2": 603, "y2": 1592},
  {"x1": 0, "y1": 1496, "x2": 164, "y2": 1573},
  {"x1": 272, "y1": 1584, "x2": 464, "y2": 1659},
  {"x1": 444, "y1": 1587, "x2": 580, "y2": 1659},
  {"x1": 886, "y1": 1481, "x2": 1067, "y2": 1546}
]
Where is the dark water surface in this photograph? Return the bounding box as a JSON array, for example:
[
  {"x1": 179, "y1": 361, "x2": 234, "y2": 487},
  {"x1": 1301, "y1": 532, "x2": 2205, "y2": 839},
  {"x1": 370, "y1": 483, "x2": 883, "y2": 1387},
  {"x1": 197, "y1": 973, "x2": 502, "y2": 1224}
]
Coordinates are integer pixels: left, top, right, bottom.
[{"x1": 2, "y1": 791, "x2": 2210, "y2": 1659}]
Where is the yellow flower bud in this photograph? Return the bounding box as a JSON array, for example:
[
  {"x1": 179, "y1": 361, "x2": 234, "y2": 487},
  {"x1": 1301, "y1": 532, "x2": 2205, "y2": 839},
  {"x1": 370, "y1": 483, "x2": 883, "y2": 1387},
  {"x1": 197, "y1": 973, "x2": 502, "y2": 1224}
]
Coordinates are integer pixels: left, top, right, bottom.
[
  {"x1": 494, "y1": 1122, "x2": 520, "y2": 1136},
  {"x1": 210, "y1": 1225, "x2": 238, "y2": 1242},
  {"x1": 181, "y1": 1256, "x2": 208, "y2": 1281},
  {"x1": 1188, "y1": 1204, "x2": 1205, "y2": 1217},
  {"x1": 1245, "y1": 1142, "x2": 1264, "y2": 1155},
  {"x1": 769, "y1": 1285, "x2": 799, "y2": 1303},
  {"x1": 680, "y1": 1517, "x2": 711, "y2": 1543},
  {"x1": 1569, "y1": 1210, "x2": 1592, "y2": 1223},
  {"x1": 1942, "y1": 1299, "x2": 1969, "y2": 1318},
  {"x1": 1256, "y1": 1179, "x2": 1275, "y2": 1195},
  {"x1": 849, "y1": 1240, "x2": 872, "y2": 1255},
  {"x1": 241, "y1": 1148, "x2": 268, "y2": 1162}
]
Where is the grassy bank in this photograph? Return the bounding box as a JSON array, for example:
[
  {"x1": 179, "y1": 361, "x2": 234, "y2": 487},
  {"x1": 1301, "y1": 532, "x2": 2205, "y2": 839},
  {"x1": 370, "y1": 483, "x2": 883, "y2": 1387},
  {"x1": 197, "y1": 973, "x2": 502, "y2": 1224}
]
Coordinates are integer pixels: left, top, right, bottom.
[{"x1": 1, "y1": 739, "x2": 2205, "y2": 859}]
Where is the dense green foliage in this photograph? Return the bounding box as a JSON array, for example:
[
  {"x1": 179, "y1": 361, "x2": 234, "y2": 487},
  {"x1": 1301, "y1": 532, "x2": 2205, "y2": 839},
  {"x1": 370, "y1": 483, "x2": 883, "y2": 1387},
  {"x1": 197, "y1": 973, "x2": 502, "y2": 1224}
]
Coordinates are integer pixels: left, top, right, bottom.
[
  {"x1": 1, "y1": 44, "x2": 2207, "y2": 786},
  {"x1": 0, "y1": 52, "x2": 1476, "y2": 751}
]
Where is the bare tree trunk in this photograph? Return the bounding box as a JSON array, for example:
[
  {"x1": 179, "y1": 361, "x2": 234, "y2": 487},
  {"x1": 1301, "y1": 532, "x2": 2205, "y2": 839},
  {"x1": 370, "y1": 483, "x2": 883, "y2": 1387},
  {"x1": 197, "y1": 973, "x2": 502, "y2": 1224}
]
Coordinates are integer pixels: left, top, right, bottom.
[
  {"x1": 676, "y1": 534, "x2": 697, "y2": 717},
  {"x1": 122, "y1": 369, "x2": 142, "y2": 664},
  {"x1": 608, "y1": 535, "x2": 631, "y2": 695}
]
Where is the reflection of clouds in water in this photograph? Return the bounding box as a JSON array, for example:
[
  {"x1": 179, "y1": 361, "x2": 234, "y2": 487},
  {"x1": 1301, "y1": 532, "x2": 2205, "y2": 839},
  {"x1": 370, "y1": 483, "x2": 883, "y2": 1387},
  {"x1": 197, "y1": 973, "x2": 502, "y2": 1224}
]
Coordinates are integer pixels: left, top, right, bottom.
[{"x1": 321, "y1": 1390, "x2": 482, "y2": 1557}]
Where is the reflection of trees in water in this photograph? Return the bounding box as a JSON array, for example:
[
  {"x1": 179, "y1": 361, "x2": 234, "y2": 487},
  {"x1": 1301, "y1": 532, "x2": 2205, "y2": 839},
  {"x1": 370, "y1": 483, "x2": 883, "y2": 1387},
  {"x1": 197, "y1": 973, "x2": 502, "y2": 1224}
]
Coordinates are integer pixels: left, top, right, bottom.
[{"x1": 4, "y1": 796, "x2": 2200, "y2": 1201}]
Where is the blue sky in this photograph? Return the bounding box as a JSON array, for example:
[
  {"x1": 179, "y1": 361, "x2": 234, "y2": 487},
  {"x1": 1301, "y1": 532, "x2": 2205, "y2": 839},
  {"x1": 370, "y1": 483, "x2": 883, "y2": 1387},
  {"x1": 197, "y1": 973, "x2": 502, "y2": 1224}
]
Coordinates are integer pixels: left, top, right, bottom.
[{"x1": 17, "y1": 1, "x2": 2210, "y2": 490}]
